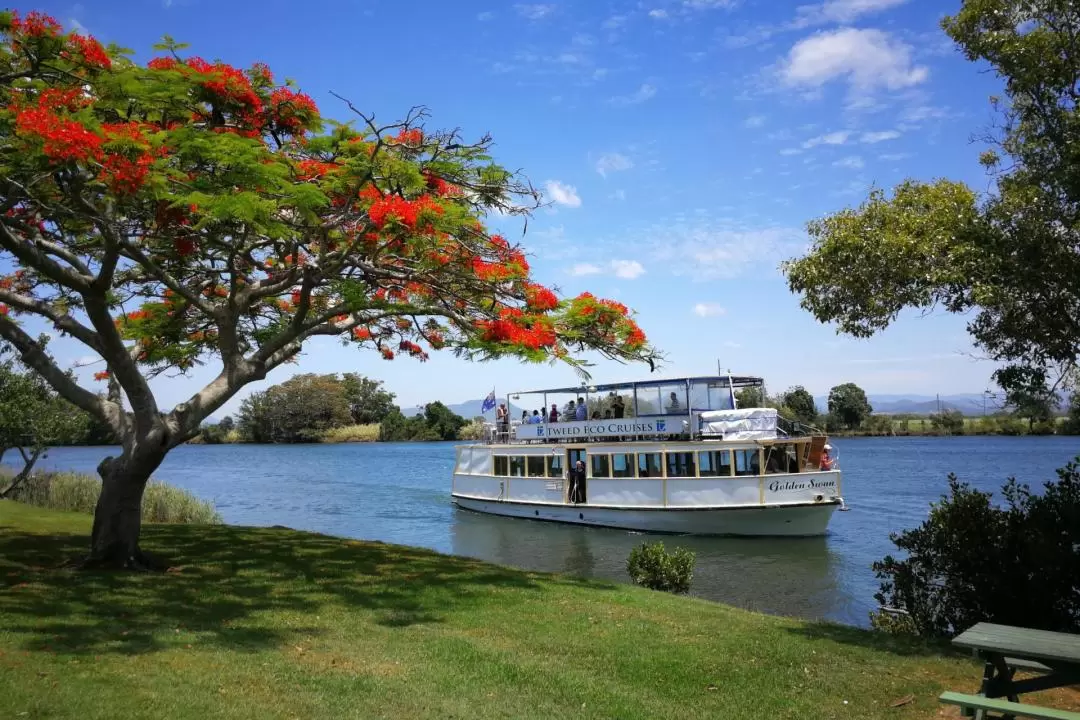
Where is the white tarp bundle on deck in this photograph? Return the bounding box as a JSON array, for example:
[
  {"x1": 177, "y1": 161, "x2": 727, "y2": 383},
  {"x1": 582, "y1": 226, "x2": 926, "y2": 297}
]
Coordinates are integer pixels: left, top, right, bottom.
[{"x1": 698, "y1": 408, "x2": 778, "y2": 440}]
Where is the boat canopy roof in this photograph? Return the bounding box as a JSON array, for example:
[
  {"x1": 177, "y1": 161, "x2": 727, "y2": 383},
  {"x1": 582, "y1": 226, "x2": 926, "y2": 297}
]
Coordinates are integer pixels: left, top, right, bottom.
[{"x1": 511, "y1": 375, "x2": 764, "y2": 397}]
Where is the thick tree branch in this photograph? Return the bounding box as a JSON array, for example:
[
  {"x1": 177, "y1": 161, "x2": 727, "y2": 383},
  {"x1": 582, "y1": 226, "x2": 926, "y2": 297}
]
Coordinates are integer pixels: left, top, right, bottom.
[{"x1": 0, "y1": 289, "x2": 104, "y2": 352}]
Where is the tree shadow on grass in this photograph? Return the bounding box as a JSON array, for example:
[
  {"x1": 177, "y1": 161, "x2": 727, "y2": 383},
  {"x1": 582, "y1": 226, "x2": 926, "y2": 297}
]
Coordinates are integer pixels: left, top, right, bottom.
[
  {"x1": 785, "y1": 620, "x2": 958, "y2": 659},
  {"x1": 0, "y1": 521, "x2": 615, "y2": 657}
]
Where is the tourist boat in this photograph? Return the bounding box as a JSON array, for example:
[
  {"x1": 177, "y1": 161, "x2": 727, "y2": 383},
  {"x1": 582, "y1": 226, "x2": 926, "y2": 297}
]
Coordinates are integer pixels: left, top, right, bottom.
[{"x1": 451, "y1": 376, "x2": 844, "y2": 536}]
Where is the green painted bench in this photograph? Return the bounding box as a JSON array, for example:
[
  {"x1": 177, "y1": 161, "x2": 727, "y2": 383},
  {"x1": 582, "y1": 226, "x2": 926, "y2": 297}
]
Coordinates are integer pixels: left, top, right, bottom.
[{"x1": 940, "y1": 692, "x2": 1080, "y2": 720}]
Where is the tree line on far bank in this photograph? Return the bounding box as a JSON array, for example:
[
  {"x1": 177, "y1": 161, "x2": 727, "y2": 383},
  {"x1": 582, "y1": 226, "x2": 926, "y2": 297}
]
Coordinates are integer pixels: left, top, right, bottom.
[
  {"x1": 198, "y1": 373, "x2": 478, "y2": 444},
  {"x1": 738, "y1": 382, "x2": 1080, "y2": 437}
]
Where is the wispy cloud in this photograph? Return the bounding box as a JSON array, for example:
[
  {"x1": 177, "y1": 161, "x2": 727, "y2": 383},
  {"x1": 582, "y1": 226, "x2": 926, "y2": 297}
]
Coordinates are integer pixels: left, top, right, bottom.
[
  {"x1": 515, "y1": 3, "x2": 555, "y2": 20},
  {"x1": 477, "y1": 11, "x2": 495, "y2": 21},
  {"x1": 683, "y1": 0, "x2": 739, "y2": 9},
  {"x1": 594, "y1": 152, "x2": 633, "y2": 177},
  {"x1": 780, "y1": 28, "x2": 928, "y2": 100},
  {"x1": 879, "y1": 152, "x2": 910, "y2": 161},
  {"x1": 802, "y1": 130, "x2": 850, "y2": 148},
  {"x1": 545, "y1": 180, "x2": 582, "y2": 208},
  {"x1": 860, "y1": 130, "x2": 901, "y2": 143},
  {"x1": 570, "y1": 259, "x2": 646, "y2": 279},
  {"x1": 744, "y1": 115, "x2": 767, "y2": 128},
  {"x1": 693, "y1": 302, "x2": 727, "y2": 317},
  {"x1": 610, "y1": 83, "x2": 657, "y2": 106},
  {"x1": 833, "y1": 155, "x2": 865, "y2": 169},
  {"x1": 793, "y1": 0, "x2": 909, "y2": 27},
  {"x1": 648, "y1": 8, "x2": 669, "y2": 18},
  {"x1": 646, "y1": 223, "x2": 806, "y2": 280}
]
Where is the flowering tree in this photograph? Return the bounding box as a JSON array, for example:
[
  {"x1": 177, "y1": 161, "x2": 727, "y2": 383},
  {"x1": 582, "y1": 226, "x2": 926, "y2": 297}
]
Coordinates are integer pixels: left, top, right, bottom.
[{"x1": 0, "y1": 12, "x2": 655, "y2": 568}]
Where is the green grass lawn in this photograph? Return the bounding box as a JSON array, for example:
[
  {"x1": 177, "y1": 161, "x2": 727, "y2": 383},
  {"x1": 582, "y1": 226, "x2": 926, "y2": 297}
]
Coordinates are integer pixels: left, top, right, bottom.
[{"x1": 2, "y1": 501, "x2": 1078, "y2": 720}]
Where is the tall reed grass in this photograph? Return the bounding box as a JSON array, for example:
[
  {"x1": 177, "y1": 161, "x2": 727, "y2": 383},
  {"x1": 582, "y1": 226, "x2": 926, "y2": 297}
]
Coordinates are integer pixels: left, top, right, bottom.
[
  {"x1": 1, "y1": 470, "x2": 222, "y2": 524},
  {"x1": 319, "y1": 423, "x2": 380, "y2": 443}
]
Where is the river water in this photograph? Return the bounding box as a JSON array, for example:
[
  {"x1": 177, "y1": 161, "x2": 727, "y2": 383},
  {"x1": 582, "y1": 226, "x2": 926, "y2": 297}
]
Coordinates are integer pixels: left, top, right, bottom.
[{"x1": 13, "y1": 436, "x2": 1080, "y2": 627}]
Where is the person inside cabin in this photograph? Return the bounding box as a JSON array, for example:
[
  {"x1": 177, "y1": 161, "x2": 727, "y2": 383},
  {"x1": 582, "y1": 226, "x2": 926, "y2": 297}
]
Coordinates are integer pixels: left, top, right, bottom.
[
  {"x1": 496, "y1": 403, "x2": 509, "y2": 441},
  {"x1": 566, "y1": 399, "x2": 576, "y2": 421},
  {"x1": 529, "y1": 410, "x2": 542, "y2": 424},
  {"x1": 666, "y1": 391, "x2": 681, "y2": 413},
  {"x1": 521, "y1": 410, "x2": 529, "y2": 424},
  {"x1": 575, "y1": 397, "x2": 587, "y2": 421},
  {"x1": 548, "y1": 404, "x2": 559, "y2": 423},
  {"x1": 603, "y1": 409, "x2": 612, "y2": 419},
  {"x1": 568, "y1": 460, "x2": 586, "y2": 504},
  {"x1": 613, "y1": 394, "x2": 625, "y2": 418}
]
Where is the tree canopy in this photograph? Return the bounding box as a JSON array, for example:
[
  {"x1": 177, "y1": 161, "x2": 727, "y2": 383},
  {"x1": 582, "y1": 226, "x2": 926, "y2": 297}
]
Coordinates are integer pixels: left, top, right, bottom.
[
  {"x1": 0, "y1": 12, "x2": 656, "y2": 566},
  {"x1": 778, "y1": 386, "x2": 817, "y2": 426},
  {"x1": 827, "y1": 383, "x2": 872, "y2": 430},
  {"x1": 783, "y1": 0, "x2": 1080, "y2": 398}
]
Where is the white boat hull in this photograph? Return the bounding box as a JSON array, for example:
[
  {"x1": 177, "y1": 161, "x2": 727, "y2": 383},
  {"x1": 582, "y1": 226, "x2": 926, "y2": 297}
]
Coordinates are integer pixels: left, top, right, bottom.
[{"x1": 452, "y1": 496, "x2": 839, "y2": 536}]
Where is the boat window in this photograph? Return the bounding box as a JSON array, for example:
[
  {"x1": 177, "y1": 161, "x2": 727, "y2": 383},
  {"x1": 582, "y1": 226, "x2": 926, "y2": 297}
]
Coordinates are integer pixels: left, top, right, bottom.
[
  {"x1": 547, "y1": 454, "x2": 563, "y2": 478},
  {"x1": 591, "y1": 454, "x2": 610, "y2": 478},
  {"x1": 611, "y1": 453, "x2": 635, "y2": 478},
  {"x1": 690, "y1": 380, "x2": 735, "y2": 411},
  {"x1": 734, "y1": 449, "x2": 760, "y2": 476},
  {"x1": 658, "y1": 383, "x2": 688, "y2": 415},
  {"x1": 638, "y1": 453, "x2": 662, "y2": 478},
  {"x1": 455, "y1": 448, "x2": 470, "y2": 474},
  {"x1": 635, "y1": 386, "x2": 661, "y2": 416},
  {"x1": 699, "y1": 450, "x2": 732, "y2": 476},
  {"x1": 509, "y1": 456, "x2": 526, "y2": 477},
  {"x1": 764, "y1": 445, "x2": 794, "y2": 474},
  {"x1": 494, "y1": 456, "x2": 509, "y2": 476},
  {"x1": 666, "y1": 451, "x2": 696, "y2": 478},
  {"x1": 527, "y1": 456, "x2": 545, "y2": 477}
]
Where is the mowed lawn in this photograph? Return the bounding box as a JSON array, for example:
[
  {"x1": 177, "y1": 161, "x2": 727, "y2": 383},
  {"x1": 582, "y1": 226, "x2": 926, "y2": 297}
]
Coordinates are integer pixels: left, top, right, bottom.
[{"x1": 1, "y1": 502, "x2": 1077, "y2": 720}]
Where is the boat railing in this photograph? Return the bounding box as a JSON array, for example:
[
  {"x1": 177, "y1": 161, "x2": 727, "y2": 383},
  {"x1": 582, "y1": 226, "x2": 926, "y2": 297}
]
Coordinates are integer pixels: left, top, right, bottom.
[{"x1": 777, "y1": 416, "x2": 822, "y2": 438}]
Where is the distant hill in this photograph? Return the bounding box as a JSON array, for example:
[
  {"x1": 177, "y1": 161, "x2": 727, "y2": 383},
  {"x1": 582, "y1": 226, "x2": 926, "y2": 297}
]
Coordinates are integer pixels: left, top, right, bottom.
[{"x1": 401, "y1": 398, "x2": 528, "y2": 419}]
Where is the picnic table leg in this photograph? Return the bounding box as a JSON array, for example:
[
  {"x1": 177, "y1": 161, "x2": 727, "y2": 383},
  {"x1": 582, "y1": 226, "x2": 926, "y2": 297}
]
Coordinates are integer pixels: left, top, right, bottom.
[{"x1": 974, "y1": 655, "x2": 1020, "y2": 720}]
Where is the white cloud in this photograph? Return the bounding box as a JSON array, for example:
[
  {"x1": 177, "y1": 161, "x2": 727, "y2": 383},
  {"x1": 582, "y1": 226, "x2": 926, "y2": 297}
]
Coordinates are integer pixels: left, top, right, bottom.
[
  {"x1": 570, "y1": 260, "x2": 644, "y2": 279},
  {"x1": 594, "y1": 152, "x2": 634, "y2": 177},
  {"x1": 611, "y1": 260, "x2": 645, "y2": 279},
  {"x1": 648, "y1": 8, "x2": 668, "y2": 18},
  {"x1": 571, "y1": 263, "x2": 602, "y2": 276},
  {"x1": 859, "y1": 130, "x2": 901, "y2": 143},
  {"x1": 780, "y1": 28, "x2": 928, "y2": 97},
  {"x1": 649, "y1": 225, "x2": 806, "y2": 280},
  {"x1": 610, "y1": 83, "x2": 657, "y2": 106},
  {"x1": 793, "y1": 0, "x2": 908, "y2": 26},
  {"x1": 802, "y1": 130, "x2": 850, "y2": 148},
  {"x1": 901, "y1": 105, "x2": 949, "y2": 123},
  {"x1": 693, "y1": 302, "x2": 727, "y2": 317},
  {"x1": 779, "y1": 147, "x2": 802, "y2": 156},
  {"x1": 723, "y1": 341, "x2": 743, "y2": 349},
  {"x1": 477, "y1": 11, "x2": 494, "y2": 21},
  {"x1": 684, "y1": 0, "x2": 738, "y2": 8},
  {"x1": 833, "y1": 155, "x2": 864, "y2": 169},
  {"x1": 602, "y1": 14, "x2": 627, "y2": 29},
  {"x1": 610, "y1": 189, "x2": 627, "y2": 201},
  {"x1": 879, "y1": 152, "x2": 910, "y2": 161},
  {"x1": 515, "y1": 3, "x2": 554, "y2": 20},
  {"x1": 744, "y1": 115, "x2": 767, "y2": 128},
  {"x1": 545, "y1": 180, "x2": 582, "y2": 208}
]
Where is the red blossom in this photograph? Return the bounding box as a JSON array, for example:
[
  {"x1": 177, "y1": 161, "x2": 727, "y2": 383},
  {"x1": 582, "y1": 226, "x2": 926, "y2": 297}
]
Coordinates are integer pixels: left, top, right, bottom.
[
  {"x1": 93, "y1": 370, "x2": 110, "y2": 382},
  {"x1": 380, "y1": 346, "x2": 395, "y2": 360},
  {"x1": 174, "y1": 238, "x2": 197, "y2": 256},
  {"x1": 267, "y1": 87, "x2": 318, "y2": 135},
  {"x1": 0, "y1": 303, "x2": 8, "y2": 316},
  {"x1": 524, "y1": 283, "x2": 559, "y2": 312},
  {"x1": 147, "y1": 56, "x2": 178, "y2": 71},
  {"x1": 68, "y1": 34, "x2": 111, "y2": 70},
  {"x1": 391, "y1": 128, "x2": 423, "y2": 146},
  {"x1": 13, "y1": 102, "x2": 102, "y2": 163},
  {"x1": 9, "y1": 11, "x2": 62, "y2": 38},
  {"x1": 353, "y1": 327, "x2": 372, "y2": 340}
]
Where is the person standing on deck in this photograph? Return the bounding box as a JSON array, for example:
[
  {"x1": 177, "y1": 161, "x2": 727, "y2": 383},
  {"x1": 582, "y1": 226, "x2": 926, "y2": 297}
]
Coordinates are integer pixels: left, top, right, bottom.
[
  {"x1": 575, "y1": 397, "x2": 587, "y2": 421},
  {"x1": 496, "y1": 403, "x2": 509, "y2": 442},
  {"x1": 548, "y1": 404, "x2": 559, "y2": 423},
  {"x1": 568, "y1": 460, "x2": 586, "y2": 504}
]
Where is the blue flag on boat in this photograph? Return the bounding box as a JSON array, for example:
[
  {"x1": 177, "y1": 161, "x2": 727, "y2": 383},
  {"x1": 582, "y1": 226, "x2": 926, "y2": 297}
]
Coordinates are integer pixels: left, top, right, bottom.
[{"x1": 481, "y1": 390, "x2": 497, "y2": 414}]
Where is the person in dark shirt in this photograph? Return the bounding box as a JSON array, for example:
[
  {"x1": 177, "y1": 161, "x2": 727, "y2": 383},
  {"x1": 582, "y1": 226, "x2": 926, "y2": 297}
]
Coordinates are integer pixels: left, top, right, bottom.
[
  {"x1": 613, "y1": 395, "x2": 625, "y2": 418},
  {"x1": 568, "y1": 460, "x2": 586, "y2": 504},
  {"x1": 548, "y1": 404, "x2": 559, "y2": 423}
]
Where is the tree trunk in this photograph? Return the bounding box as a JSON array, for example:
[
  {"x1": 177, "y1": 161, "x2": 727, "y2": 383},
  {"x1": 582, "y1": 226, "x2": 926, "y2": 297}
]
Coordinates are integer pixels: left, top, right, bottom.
[{"x1": 85, "y1": 450, "x2": 166, "y2": 570}]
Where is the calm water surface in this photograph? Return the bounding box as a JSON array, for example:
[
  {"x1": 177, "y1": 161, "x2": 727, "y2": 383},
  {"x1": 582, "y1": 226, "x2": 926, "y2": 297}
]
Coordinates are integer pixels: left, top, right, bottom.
[{"x1": 17, "y1": 436, "x2": 1080, "y2": 627}]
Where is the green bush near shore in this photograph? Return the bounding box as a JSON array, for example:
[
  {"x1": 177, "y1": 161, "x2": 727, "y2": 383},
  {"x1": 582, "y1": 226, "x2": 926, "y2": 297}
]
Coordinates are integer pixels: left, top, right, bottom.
[
  {"x1": 319, "y1": 423, "x2": 381, "y2": 443},
  {"x1": 1, "y1": 470, "x2": 221, "y2": 524},
  {"x1": 9, "y1": 502, "x2": 1069, "y2": 719}
]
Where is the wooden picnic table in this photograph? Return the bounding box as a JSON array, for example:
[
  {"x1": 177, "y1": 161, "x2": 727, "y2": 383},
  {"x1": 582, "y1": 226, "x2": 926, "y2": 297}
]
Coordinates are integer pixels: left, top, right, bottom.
[{"x1": 948, "y1": 622, "x2": 1080, "y2": 719}]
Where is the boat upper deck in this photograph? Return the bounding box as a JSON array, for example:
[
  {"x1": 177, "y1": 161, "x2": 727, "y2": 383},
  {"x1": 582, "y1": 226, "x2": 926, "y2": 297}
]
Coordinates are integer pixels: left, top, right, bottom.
[{"x1": 487, "y1": 375, "x2": 820, "y2": 445}]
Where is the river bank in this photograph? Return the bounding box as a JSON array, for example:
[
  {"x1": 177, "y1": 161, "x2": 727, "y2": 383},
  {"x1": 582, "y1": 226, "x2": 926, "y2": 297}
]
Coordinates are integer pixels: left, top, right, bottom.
[{"x1": 8, "y1": 502, "x2": 1078, "y2": 719}]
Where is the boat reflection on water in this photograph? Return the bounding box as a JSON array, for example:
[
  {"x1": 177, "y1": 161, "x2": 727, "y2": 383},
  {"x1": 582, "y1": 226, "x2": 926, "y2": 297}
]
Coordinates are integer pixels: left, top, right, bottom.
[{"x1": 450, "y1": 507, "x2": 858, "y2": 624}]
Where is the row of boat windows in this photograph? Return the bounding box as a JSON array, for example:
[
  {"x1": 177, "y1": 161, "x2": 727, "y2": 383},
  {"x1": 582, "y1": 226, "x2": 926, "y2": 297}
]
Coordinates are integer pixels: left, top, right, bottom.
[{"x1": 491, "y1": 449, "x2": 767, "y2": 479}]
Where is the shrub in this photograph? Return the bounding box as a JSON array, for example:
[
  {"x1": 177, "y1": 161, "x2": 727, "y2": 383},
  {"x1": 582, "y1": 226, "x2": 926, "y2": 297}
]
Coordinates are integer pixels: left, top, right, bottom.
[
  {"x1": 321, "y1": 424, "x2": 381, "y2": 443},
  {"x1": 3, "y1": 470, "x2": 221, "y2": 524},
  {"x1": 457, "y1": 418, "x2": 486, "y2": 441},
  {"x1": 626, "y1": 541, "x2": 695, "y2": 594},
  {"x1": 870, "y1": 459, "x2": 1080, "y2": 637}
]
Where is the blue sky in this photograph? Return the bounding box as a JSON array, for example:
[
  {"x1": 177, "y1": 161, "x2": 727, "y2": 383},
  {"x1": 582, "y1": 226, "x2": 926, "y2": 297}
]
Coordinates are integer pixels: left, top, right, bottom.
[{"x1": 14, "y1": 0, "x2": 1007, "y2": 415}]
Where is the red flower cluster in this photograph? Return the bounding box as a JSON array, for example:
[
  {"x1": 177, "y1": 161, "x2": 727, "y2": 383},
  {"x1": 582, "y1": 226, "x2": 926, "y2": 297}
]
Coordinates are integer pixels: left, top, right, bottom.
[
  {"x1": 147, "y1": 56, "x2": 178, "y2": 71},
  {"x1": 68, "y1": 33, "x2": 111, "y2": 70},
  {"x1": 268, "y1": 87, "x2": 318, "y2": 135},
  {"x1": 477, "y1": 308, "x2": 557, "y2": 350},
  {"x1": 423, "y1": 171, "x2": 459, "y2": 197},
  {"x1": 367, "y1": 195, "x2": 442, "y2": 230},
  {"x1": 93, "y1": 370, "x2": 110, "y2": 381},
  {"x1": 0, "y1": 303, "x2": 8, "y2": 316},
  {"x1": 296, "y1": 159, "x2": 338, "y2": 181},
  {"x1": 174, "y1": 238, "x2": 197, "y2": 256},
  {"x1": 391, "y1": 128, "x2": 423, "y2": 146},
  {"x1": 398, "y1": 340, "x2": 428, "y2": 360},
  {"x1": 353, "y1": 327, "x2": 372, "y2": 340},
  {"x1": 380, "y1": 346, "x2": 395, "y2": 360},
  {"x1": 13, "y1": 99, "x2": 102, "y2": 163},
  {"x1": 524, "y1": 283, "x2": 559, "y2": 312},
  {"x1": 625, "y1": 322, "x2": 647, "y2": 349},
  {"x1": 8, "y1": 11, "x2": 62, "y2": 38}
]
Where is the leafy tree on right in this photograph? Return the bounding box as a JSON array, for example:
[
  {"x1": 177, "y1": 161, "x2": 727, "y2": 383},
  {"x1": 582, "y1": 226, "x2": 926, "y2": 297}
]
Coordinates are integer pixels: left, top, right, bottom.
[
  {"x1": 827, "y1": 383, "x2": 872, "y2": 430},
  {"x1": 783, "y1": 0, "x2": 1080, "y2": 402}
]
